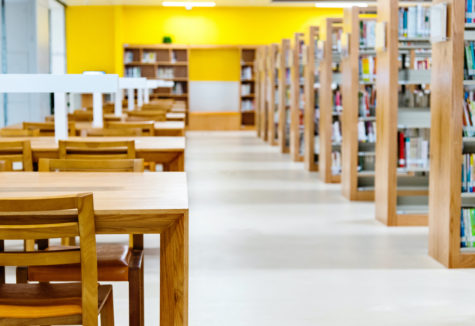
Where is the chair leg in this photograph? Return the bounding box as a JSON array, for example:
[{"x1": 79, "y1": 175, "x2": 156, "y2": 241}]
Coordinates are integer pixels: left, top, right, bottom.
[
  {"x1": 129, "y1": 251, "x2": 144, "y2": 326},
  {"x1": 101, "y1": 290, "x2": 115, "y2": 326}
]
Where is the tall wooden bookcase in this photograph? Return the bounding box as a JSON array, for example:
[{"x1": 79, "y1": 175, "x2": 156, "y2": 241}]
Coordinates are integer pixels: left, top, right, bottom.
[
  {"x1": 429, "y1": 0, "x2": 474, "y2": 267},
  {"x1": 278, "y1": 39, "x2": 292, "y2": 154},
  {"x1": 123, "y1": 44, "x2": 189, "y2": 122},
  {"x1": 240, "y1": 47, "x2": 258, "y2": 128},
  {"x1": 290, "y1": 33, "x2": 306, "y2": 162},
  {"x1": 341, "y1": 8, "x2": 377, "y2": 201},
  {"x1": 267, "y1": 43, "x2": 280, "y2": 146},
  {"x1": 319, "y1": 18, "x2": 343, "y2": 183},
  {"x1": 375, "y1": 0, "x2": 431, "y2": 226},
  {"x1": 304, "y1": 26, "x2": 320, "y2": 172},
  {"x1": 255, "y1": 46, "x2": 267, "y2": 140}
]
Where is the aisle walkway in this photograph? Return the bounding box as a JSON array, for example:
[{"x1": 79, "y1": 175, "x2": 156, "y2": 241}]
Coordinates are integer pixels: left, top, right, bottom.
[{"x1": 186, "y1": 131, "x2": 475, "y2": 326}]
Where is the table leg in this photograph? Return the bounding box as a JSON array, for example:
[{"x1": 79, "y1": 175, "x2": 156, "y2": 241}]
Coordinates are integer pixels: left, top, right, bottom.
[{"x1": 160, "y1": 212, "x2": 188, "y2": 326}]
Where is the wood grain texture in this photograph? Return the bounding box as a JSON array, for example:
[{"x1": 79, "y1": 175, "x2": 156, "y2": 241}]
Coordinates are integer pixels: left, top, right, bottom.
[
  {"x1": 39, "y1": 158, "x2": 144, "y2": 173},
  {"x1": 278, "y1": 39, "x2": 291, "y2": 154},
  {"x1": 304, "y1": 26, "x2": 319, "y2": 172},
  {"x1": 428, "y1": 0, "x2": 465, "y2": 267},
  {"x1": 0, "y1": 140, "x2": 33, "y2": 171},
  {"x1": 375, "y1": 0, "x2": 398, "y2": 225},
  {"x1": 267, "y1": 44, "x2": 279, "y2": 146},
  {"x1": 259, "y1": 46, "x2": 269, "y2": 141}
]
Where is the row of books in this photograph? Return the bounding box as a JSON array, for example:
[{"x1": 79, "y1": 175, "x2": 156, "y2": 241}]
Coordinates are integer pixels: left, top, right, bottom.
[
  {"x1": 157, "y1": 68, "x2": 175, "y2": 79},
  {"x1": 358, "y1": 121, "x2": 376, "y2": 143},
  {"x1": 464, "y1": 41, "x2": 475, "y2": 79},
  {"x1": 241, "y1": 84, "x2": 253, "y2": 96},
  {"x1": 333, "y1": 89, "x2": 343, "y2": 112},
  {"x1": 241, "y1": 67, "x2": 253, "y2": 80},
  {"x1": 125, "y1": 67, "x2": 141, "y2": 78},
  {"x1": 360, "y1": 56, "x2": 376, "y2": 82},
  {"x1": 359, "y1": 86, "x2": 376, "y2": 118},
  {"x1": 462, "y1": 153, "x2": 475, "y2": 193},
  {"x1": 463, "y1": 91, "x2": 475, "y2": 137},
  {"x1": 397, "y1": 128, "x2": 430, "y2": 169},
  {"x1": 414, "y1": 57, "x2": 431, "y2": 70},
  {"x1": 398, "y1": 89, "x2": 430, "y2": 108},
  {"x1": 332, "y1": 151, "x2": 341, "y2": 175},
  {"x1": 461, "y1": 208, "x2": 475, "y2": 248},
  {"x1": 242, "y1": 99, "x2": 255, "y2": 112},
  {"x1": 124, "y1": 51, "x2": 184, "y2": 64},
  {"x1": 360, "y1": 20, "x2": 376, "y2": 49},
  {"x1": 398, "y1": 6, "x2": 431, "y2": 38},
  {"x1": 466, "y1": 0, "x2": 475, "y2": 23},
  {"x1": 332, "y1": 120, "x2": 342, "y2": 144}
]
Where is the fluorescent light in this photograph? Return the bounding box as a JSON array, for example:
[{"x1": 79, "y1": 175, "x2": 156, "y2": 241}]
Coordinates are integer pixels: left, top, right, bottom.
[
  {"x1": 315, "y1": 2, "x2": 370, "y2": 8},
  {"x1": 162, "y1": 1, "x2": 216, "y2": 9}
]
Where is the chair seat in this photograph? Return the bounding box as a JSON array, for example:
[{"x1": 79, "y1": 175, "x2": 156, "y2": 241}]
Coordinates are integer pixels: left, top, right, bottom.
[
  {"x1": 0, "y1": 283, "x2": 112, "y2": 319},
  {"x1": 29, "y1": 244, "x2": 132, "y2": 282}
]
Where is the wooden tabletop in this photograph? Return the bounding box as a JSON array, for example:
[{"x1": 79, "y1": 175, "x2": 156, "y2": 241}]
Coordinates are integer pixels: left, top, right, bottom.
[
  {"x1": 166, "y1": 113, "x2": 186, "y2": 119},
  {"x1": 5, "y1": 121, "x2": 185, "y2": 131},
  {"x1": 0, "y1": 172, "x2": 188, "y2": 232},
  {"x1": 0, "y1": 136, "x2": 185, "y2": 152}
]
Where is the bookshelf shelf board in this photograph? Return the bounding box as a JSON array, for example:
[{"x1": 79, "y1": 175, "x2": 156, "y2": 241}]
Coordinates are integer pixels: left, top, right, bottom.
[
  {"x1": 397, "y1": 167, "x2": 430, "y2": 173},
  {"x1": 396, "y1": 205, "x2": 428, "y2": 215},
  {"x1": 463, "y1": 80, "x2": 475, "y2": 86},
  {"x1": 332, "y1": 142, "x2": 342, "y2": 147},
  {"x1": 399, "y1": 45, "x2": 432, "y2": 51},
  {"x1": 359, "y1": 116, "x2": 376, "y2": 121},
  {"x1": 399, "y1": 37, "x2": 431, "y2": 42},
  {"x1": 358, "y1": 152, "x2": 376, "y2": 156},
  {"x1": 460, "y1": 248, "x2": 475, "y2": 253},
  {"x1": 398, "y1": 80, "x2": 431, "y2": 85},
  {"x1": 465, "y1": 23, "x2": 475, "y2": 29},
  {"x1": 241, "y1": 62, "x2": 255, "y2": 66},
  {"x1": 125, "y1": 61, "x2": 156, "y2": 66},
  {"x1": 156, "y1": 62, "x2": 188, "y2": 66},
  {"x1": 358, "y1": 171, "x2": 375, "y2": 176}
]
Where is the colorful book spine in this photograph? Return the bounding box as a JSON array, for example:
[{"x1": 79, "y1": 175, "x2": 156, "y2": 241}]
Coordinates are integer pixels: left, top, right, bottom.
[{"x1": 461, "y1": 208, "x2": 475, "y2": 248}]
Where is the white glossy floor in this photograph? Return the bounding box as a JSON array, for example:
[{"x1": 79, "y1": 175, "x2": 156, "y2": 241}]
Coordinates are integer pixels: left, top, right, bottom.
[{"x1": 6, "y1": 131, "x2": 475, "y2": 325}]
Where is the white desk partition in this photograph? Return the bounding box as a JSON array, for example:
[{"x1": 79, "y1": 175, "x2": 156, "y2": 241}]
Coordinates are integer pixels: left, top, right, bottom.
[
  {"x1": 0, "y1": 74, "x2": 119, "y2": 140},
  {"x1": 118, "y1": 77, "x2": 147, "y2": 115}
]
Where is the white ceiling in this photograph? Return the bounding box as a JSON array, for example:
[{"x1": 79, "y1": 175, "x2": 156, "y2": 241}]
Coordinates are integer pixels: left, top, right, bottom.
[{"x1": 64, "y1": 0, "x2": 326, "y2": 6}]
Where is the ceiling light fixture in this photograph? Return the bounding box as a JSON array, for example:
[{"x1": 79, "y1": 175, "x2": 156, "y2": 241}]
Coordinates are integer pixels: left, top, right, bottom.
[
  {"x1": 162, "y1": 1, "x2": 216, "y2": 10},
  {"x1": 315, "y1": 2, "x2": 370, "y2": 8}
]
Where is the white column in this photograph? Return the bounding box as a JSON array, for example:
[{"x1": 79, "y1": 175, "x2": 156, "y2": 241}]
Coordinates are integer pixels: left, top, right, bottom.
[
  {"x1": 114, "y1": 90, "x2": 122, "y2": 116},
  {"x1": 92, "y1": 92, "x2": 103, "y2": 128},
  {"x1": 137, "y1": 88, "x2": 144, "y2": 108},
  {"x1": 127, "y1": 88, "x2": 134, "y2": 111},
  {"x1": 54, "y1": 92, "x2": 68, "y2": 141},
  {"x1": 144, "y1": 87, "x2": 150, "y2": 104}
]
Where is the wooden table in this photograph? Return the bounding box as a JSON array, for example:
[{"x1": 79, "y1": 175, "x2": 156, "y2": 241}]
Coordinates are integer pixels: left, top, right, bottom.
[
  {"x1": 0, "y1": 172, "x2": 188, "y2": 326},
  {"x1": 166, "y1": 113, "x2": 186, "y2": 122},
  {"x1": 5, "y1": 121, "x2": 185, "y2": 137},
  {"x1": 0, "y1": 137, "x2": 186, "y2": 171}
]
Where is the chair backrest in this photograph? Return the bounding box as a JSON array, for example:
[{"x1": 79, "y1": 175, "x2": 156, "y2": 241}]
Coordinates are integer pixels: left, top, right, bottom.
[
  {"x1": 0, "y1": 193, "x2": 98, "y2": 324},
  {"x1": 23, "y1": 122, "x2": 76, "y2": 137},
  {"x1": 86, "y1": 105, "x2": 115, "y2": 114},
  {"x1": 105, "y1": 121, "x2": 154, "y2": 136},
  {"x1": 141, "y1": 101, "x2": 173, "y2": 112},
  {"x1": 103, "y1": 115, "x2": 122, "y2": 123},
  {"x1": 0, "y1": 160, "x2": 12, "y2": 171},
  {"x1": 0, "y1": 129, "x2": 40, "y2": 137},
  {"x1": 58, "y1": 140, "x2": 136, "y2": 160},
  {"x1": 127, "y1": 111, "x2": 166, "y2": 122},
  {"x1": 39, "y1": 158, "x2": 144, "y2": 172},
  {"x1": 83, "y1": 128, "x2": 142, "y2": 137},
  {"x1": 68, "y1": 110, "x2": 93, "y2": 122},
  {"x1": 0, "y1": 141, "x2": 33, "y2": 171}
]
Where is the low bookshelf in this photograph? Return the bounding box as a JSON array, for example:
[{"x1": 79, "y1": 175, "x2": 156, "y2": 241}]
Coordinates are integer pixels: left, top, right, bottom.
[{"x1": 240, "y1": 46, "x2": 258, "y2": 128}]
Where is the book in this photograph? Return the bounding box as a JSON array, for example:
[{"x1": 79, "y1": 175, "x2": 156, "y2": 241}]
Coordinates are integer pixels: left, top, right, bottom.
[
  {"x1": 398, "y1": 128, "x2": 430, "y2": 169},
  {"x1": 399, "y1": 6, "x2": 430, "y2": 38},
  {"x1": 461, "y1": 208, "x2": 475, "y2": 248},
  {"x1": 124, "y1": 51, "x2": 134, "y2": 64}
]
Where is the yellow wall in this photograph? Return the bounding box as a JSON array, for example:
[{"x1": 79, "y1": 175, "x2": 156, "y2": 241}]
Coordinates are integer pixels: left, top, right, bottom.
[
  {"x1": 66, "y1": 6, "x2": 343, "y2": 75},
  {"x1": 189, "y1": 49, "x2": 240, "y2": 81}
]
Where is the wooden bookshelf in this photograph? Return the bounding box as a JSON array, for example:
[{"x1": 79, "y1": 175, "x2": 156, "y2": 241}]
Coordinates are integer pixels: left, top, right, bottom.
[
  {"x1": 267, "y1": 43, "x2": 279, "y2": 146},
  {"x1": 375, "y1": 1, "x2": 431, "y2": 226},
  {"x1": 341, "y1": 8, "x2": 376, "y2": 201},
  {"x1": 290, "y1": 33, "x2": 306, "y2": 162},
  {"x1": 319, "y1": 18, "x2": 343, "y2": 183},
  {"x1": 304, "y1": 26, "x2": 320, "y2": 172},
  {"x1": 240, "y1": 46, "x2": 258, "y2": 128},
  {"x1": 278, "y1": 39, "x2": 292, "y2": 154},
  {"x1": 429, "y1": 0, "x2": 473, "y2": 267},
  {"x1": 255, "y1": 46, "x2": 263, "y2": 138},
  {"x1": 123, "y1": 44, "x2": 189, "y2": 123},
  {"x1": 258, "y1": 46, "x2": 268, "y2": 139}
]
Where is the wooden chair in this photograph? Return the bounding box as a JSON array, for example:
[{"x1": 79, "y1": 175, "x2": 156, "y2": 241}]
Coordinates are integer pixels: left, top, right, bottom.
[
  {"x1": 0, "y1": 140, "x2": 33, "y2": 171},
  {"x1": 39, "y1": 158, "x2": 144, "y2": 172},
  {"x1": 68, "y1": 110, "x2": 93, "y2": 122},
  {"x1": 82, "y1": 128, "x2": 142, "y2": 137},
  {"x1": 105, "y1": 121, "x2": 154, "y2": 136},
  {"x1": 103, "y1": 115, "x2": 123, "y2": 123},
  {"x1": 58, "y1": 140, "x2": 135, "y2": 160},
  {"x1": 0, "y1": 193, "x2": 115, "y2": 325},
  {"x1": 86, "y1": 105, "x2": 115, "y2": 114},
  {"x1": 0, "y1": 129, "x2": 40, "y2": 137},
  {"x1": 126, "y1": 111, "x2": 166, "y2": 122},
  {"x1": 30, "y1": 162, "x2": 145, "y2": 325},
  {"x1": 23, "y1": 121, "x2": 76, "y2": 137},
  {"x1": 0, "y1": 160, "x2": 12, "y2": 171},
  {"x1": 141, "y1": 102, "x2": 173, "y2": 112}
]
